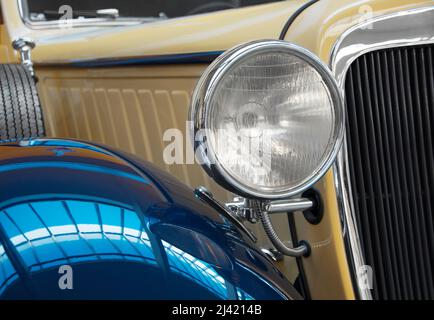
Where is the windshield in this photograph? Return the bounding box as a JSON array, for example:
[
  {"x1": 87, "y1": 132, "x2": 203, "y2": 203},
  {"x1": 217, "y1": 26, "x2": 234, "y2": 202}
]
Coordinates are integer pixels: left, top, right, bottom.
[{"x1": 24, "y1": 0, "x2": 284, "y2": 21}]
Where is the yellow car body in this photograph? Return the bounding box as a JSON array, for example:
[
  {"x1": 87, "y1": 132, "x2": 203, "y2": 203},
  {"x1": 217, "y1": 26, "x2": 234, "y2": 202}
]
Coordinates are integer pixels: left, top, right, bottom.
[{"x1": 1, "y1": 0, "x2": 433, "y2": 299}]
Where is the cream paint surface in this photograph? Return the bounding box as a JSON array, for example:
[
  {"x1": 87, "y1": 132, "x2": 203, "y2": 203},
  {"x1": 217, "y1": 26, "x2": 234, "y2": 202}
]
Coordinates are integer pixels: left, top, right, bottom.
[{"x1": 0, "y1": 24, "x2": 17, "y2": 63}]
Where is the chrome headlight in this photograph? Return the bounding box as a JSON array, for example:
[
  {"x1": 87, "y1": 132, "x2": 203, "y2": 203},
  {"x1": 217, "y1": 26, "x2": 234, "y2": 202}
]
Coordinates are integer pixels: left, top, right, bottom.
[{"x1": 190, "y1": 40, "x2": 344, "y2": 199}]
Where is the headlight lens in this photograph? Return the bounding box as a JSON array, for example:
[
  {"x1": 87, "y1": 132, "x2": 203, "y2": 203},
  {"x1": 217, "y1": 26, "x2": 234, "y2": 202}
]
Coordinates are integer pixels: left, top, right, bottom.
[{"x1": 190, "y1": 40, "x2": 343, "y2": 199}]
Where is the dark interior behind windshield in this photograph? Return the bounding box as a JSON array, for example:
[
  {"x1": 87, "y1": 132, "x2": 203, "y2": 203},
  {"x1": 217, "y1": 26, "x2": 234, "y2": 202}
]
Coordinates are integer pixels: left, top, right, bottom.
[{"x1": 26, "y1": 0, "x2": 284, "y2": 20}]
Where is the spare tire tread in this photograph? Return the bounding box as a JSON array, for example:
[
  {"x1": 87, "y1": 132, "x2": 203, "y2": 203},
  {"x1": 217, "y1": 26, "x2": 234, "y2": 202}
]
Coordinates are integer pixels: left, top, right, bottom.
[{"x1": 0, "y1": 64, "x2": 45, "y2": 141}]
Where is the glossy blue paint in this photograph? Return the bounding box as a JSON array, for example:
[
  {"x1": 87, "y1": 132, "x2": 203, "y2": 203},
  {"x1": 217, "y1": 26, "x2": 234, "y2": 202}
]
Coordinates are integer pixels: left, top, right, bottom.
[{"x1": 0, "y1": 138, "x2": 300, "y2": 300}]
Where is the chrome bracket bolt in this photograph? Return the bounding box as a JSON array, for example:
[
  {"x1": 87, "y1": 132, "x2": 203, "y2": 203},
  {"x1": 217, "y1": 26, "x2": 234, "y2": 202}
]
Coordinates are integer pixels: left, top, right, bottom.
[{"x1": 12, "y1": 38, "x2": 36, "y2": 77}]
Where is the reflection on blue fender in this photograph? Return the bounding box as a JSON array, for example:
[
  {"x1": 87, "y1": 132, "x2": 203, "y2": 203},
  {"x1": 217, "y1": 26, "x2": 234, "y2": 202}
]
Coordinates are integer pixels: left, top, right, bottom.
[
  {"x1": 0, "y1": 198, "x2": 252, "y2": 299},
  {"x1": 0, "y1": 138, "x2": 298, "y2": 300}
]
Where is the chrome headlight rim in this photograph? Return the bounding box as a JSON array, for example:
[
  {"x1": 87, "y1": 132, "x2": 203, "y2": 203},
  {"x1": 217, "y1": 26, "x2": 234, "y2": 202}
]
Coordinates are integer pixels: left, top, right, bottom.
[{"x1": 190, "y1": 40, "x2": 345, "y2": 200}]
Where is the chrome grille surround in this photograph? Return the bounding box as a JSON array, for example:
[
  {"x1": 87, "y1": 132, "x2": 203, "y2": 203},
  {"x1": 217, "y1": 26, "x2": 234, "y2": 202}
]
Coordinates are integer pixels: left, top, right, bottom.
[{"x1": 330, "y1": 6, "x2": 434, "y2": 300}]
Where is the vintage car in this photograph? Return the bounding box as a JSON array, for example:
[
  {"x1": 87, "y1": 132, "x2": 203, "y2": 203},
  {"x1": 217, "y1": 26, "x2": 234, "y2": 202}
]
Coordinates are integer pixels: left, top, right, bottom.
[{"x1": 0, "y1": 0, "x2": 433, "y2": 300}]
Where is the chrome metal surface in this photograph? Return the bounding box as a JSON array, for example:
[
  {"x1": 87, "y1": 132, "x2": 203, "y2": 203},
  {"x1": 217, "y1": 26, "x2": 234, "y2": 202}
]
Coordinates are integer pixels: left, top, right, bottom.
[
  {"x1": 190, "y1": 40, "x2": 344, "y2": 200},
  {"x1": 331, "y1": 6, "x2": 434, "y2": 300},
  {"x1": 266, "y1": 198, "x2": 313, "y2": 214},
  {"x1": 222, "y1": 196, "x2": 312, "y2": 258},
  {"x1": 96, "y1": 8, "x2": 120, "y2": 19},
  {"x1": 261, "y1": 248, "x2": 284, "y2": 262},
  {"x1": 259, "y1": 209, "x2": 310, "y2": 257},
  {"x1": 225, "y1": 197, "x2": 259, "y2": 223},
  {"x1": 225, "y1": 197, "x2": 262, "y2": 223},
  {"x1": 222, "y1": 193, "x2": 312, "y2": 257},
  {"x1": 225, "y1": 197, "x2": 249, "y2": 216},
  {"x1": 11, "y1": 37, "x2": 36, "y2": 77},
  {"x1": 194, "y1": 186, "x2": 257, "y2": 243}
]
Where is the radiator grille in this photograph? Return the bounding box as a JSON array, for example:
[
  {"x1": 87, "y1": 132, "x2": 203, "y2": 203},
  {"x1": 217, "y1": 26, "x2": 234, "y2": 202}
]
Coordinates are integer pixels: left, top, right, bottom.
[{"x1": 344, "y1": 44, "x2": 434, "y2": 299}]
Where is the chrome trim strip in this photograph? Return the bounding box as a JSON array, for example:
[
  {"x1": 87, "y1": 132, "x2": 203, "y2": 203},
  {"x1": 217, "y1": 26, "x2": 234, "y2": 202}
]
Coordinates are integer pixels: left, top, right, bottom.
[
  {"x1": 331, "y1": 6, "x2": 434, "y2": 300},
  {"x1": 331, "y1": 6, "x2": 434, "y2": 86},
  {"x1": 17, "y1": 0, "x2": 152, "y2": 29}
]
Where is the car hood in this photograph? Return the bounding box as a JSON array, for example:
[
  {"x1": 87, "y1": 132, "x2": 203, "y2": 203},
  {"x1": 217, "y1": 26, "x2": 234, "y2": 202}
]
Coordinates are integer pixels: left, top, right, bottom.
[
  {"x1": 3, "y1": 0, "x2": 311, "y2": 64},
  {"x1": 0, "y1": 138, "x2": 300, "y2": 299},
  {"x1": 3, "y1": 0, "x2": 432, "y2": 65}
]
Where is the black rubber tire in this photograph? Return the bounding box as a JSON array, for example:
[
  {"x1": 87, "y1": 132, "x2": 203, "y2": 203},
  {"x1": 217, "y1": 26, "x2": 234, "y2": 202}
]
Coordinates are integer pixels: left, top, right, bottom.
[{"x1": 0, "y1": 64, "x2": 45, "y2": 141}]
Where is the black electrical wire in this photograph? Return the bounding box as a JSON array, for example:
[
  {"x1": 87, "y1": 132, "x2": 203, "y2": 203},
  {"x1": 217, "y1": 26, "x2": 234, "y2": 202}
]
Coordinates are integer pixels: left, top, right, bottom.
[
  {"x1": 287, "y1": 212, "x2": 311, "y2": 299},
  {"x1": 279, "y1": 0, "x2": 320, "y2": 40}
]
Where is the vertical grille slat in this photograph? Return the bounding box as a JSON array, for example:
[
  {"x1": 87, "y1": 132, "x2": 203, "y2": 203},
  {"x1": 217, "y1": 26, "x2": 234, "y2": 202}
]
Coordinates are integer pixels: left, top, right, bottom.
[
  {"x1": 408, "y1": 48, "x2": 434, "y2": 297},
  {"x1": 389, "y1": 49, "x2": 423, "y2": 299},
  {"x1": 361, "y1": 54, "x2": 398, "y2": 298},
  {"x1": 368, "y1": 52, "x2": 403, "y2": 298},
  {"x1": 375, "y1": 51, "x2": 412, "y2": 299},
  {"x1": 399, "y1": 49, "x2": 431, "y2": 298},
  {"x1": 345, "y1": 44, "x2": 434, "y2": 299},
  {"x1": 345, "y1": 68, "x2": 378, "y2": 289},
  {"x1": 357, "y1": 58, "x2": 390, "y2": 298}
]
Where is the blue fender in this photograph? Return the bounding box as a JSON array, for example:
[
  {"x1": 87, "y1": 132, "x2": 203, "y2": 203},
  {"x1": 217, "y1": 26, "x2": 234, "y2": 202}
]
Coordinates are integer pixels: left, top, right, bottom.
[{"x1": 0, "y1": 139, "x2": 301, "y2": 300}]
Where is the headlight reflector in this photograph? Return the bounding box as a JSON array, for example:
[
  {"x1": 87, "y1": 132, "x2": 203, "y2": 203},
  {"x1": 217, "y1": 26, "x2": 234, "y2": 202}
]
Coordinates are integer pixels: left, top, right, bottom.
[{"x1": 190, "y1": 40, "x2": 344, "y2": 199}]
